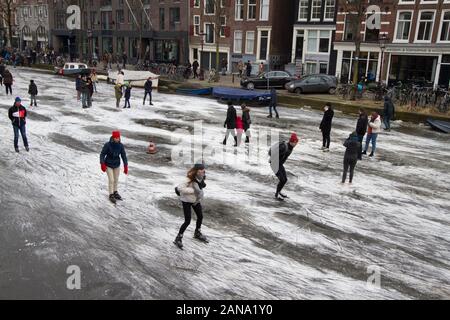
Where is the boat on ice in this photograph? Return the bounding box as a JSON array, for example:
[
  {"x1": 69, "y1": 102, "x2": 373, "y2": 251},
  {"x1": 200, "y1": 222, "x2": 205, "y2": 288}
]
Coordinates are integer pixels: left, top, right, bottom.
[
  {"x1": 176, "y1": 87, "x2": 213, "y2": 95},
  {"x1": 212, "y1": 87, "x2": 272, "y2": 106},
  {"x1": 107, "y1": 69, "x2": 159, "y2": 88},
  {"x1": 54, "y1": 63, "x2": 91, "y2": 76},
  {"x1": 426, "y1": 118, "x2": 450, "y2": 133}
]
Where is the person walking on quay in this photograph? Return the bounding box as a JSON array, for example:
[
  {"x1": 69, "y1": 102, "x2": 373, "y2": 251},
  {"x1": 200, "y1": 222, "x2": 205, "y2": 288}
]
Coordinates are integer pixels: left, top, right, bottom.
[
  {"x1": 123, "y1": 83, "x2": 132, "y2": 109},
  {"x1": 246, "y1": 60, "x2": 252, "y2": 77},
  {"x1": 238, "y1": 60, "x2": 244, "y2": 78},
  {"x1": 100, "y1": 131, "x2": 128, "y2": 204},
  {"x1": 223, "y1": 101, "x2": 238, "y2": 147},
  {"x1": 355, "y1": 108, "x2": 368, "y2": 160},
  {"x1": 319, "y1": 103, "x2": 334, "y2": 152},
  {"x1": 241, "y1": 104, "x2": 251, "y2": 144},
  {"x1": 383, "y1": 96, "x2": 395, "y2": 131},
  {"x1": 362, "y1": 112, "x2": 382, "y2": 157},
  {"x1": 268, "y1": 88, "x2": 279, "y2": 118},
  {"x1": 342, "y1": 132, "x2": 361, "y2": 184},
  {"x1": 269, "y1": 133, "x2": 299, "y2": 201},
  {"x1": 3, "y1": 69, "x2": 13, "y2": 95},
  {"x1": 28, "y1": 80, "x2": 38, "y2": 107},
  {"x1": 259, "y1": 62, "x2": 265, "y2": 76},
  {"x1": 221, "y1": 58, "x2": 228, "y2": 76},
  {"x1": 192, "y1": 60, "x2": 199, "y2": 79},
  {"x1": 8, "y1": 97, "x2": 29, "y2": 153},
  {"x1": 174, "y1": 163, "x2": 208, "y2": 249},
  {"x1": 114, "y1": 83, "x2": 123, "y2": 108},
  {"x1": 143, "y1": 77, "x2": 153, "y2": 105}
]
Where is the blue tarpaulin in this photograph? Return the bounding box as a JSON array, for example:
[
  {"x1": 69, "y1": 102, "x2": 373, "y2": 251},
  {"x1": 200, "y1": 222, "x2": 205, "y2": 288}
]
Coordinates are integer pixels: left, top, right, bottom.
[{"x1": 212, "y1": 87, "x2": 272, "y2": 102}]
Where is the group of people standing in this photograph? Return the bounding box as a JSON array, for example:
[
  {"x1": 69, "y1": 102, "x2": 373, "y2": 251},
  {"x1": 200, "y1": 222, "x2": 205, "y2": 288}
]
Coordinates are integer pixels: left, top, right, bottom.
[
  {"x1": 75, "y1": 71, "x2": 98, "y2": 109},
  {"x1": 223, "y1": 101, "x2": 252, "y2": 146},
  {"x1": 114, "y1": 74, "x2": 154, "y2": 109}
]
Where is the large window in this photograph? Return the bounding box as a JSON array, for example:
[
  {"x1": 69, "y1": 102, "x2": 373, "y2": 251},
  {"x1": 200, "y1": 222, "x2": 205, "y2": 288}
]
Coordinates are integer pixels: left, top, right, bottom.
[
  {"x1": 101, "y1": 11, "x2": 112, "y2": 30},
  {"x1": 307, "y1": 31, "x2": 318, "y2": 52},
  {"x1": 235, "y1": 0, "x2": 244, "y2": 20},
  {"x1": 220, "y1": 16, "x2": 226, "y2": 37},
  {"x1": 416, "y1": 11, "x2": 435, "y2": 42},
  {"x1": 169, "y1": 7, "x2": 180, "y2": 30},
  {"x1": 205, "y1": 23, "x2": 214, "y2": 43},
  {"x1": 194, "y1": 16, "x2": 200, "y2": 35},
  {"x1": 344, "y1": 14, "x2": 358, "y2": 41},
  {"x1": 324, "y1": 0, "x2": 335, "y2": 21},
  {"x1": 307, "y1": 30, "x2": 330, "y2": 53},
  {"x1": 246, "y1": 31, "x2": 255, "y2": 54},
  {"x1": 205, "y1": 0, "x2": 215, "y2": 15},
  {"x1": 159, "y1": 8, "x2": 165, "y2": 30},
  {"x1": 234, "y1": 30, "x2": 243, "y2": 53},
  {"x1": 311, "y1": 0, "x2": 322, "y2": 21},
  {"x1": 258, "y1": 30, "x2": 269, "y2": 60},
  {"x1": 319, "y1": 31, "x2": 330, "y2": 52},
  {"x1": 395, "y1": 11, "x2": 412, "y2": 41},
  {"x1": 298, "y1": 0, "x2": 308, "y2": 21},
  {"x1": 248, "y1": 0, "x2": 256, "y2": 20},
  {"x1": 260, "y1": 0, "x2": 270, "y2": 21},
  {"x1": 341, "y1": 51, "x2": 379, "y2": 83},
  {"x1": 440, "y1": 11, "x2": 450, "y2": 41}
]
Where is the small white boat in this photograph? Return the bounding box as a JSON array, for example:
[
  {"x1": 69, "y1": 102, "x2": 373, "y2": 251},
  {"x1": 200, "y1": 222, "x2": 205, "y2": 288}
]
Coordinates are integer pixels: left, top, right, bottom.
[{"x1": 107, "y1": 69, "x2": 159, "y2": 88}]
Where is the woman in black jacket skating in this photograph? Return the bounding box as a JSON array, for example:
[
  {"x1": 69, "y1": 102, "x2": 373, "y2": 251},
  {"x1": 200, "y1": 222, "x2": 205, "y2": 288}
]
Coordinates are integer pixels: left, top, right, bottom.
[
  {"x1": 241, "y1": 104, "x2": 251, "y2": 143},
  {"x1": 342, "y1": 132, "x2": 361, "y2": 184},
  {"x1": 223, "y1": 101, "x2": 237, "y2": 146},
  {"x1": 319, "y1": 103, "x2": 334, "y2": 152},
  {"x1": 355, "y1": 109, "x2": 368, "y2": 160}
]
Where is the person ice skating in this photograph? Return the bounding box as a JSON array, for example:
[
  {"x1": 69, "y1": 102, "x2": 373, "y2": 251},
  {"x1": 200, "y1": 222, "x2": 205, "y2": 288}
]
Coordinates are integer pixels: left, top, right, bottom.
[
  {"x1": 236, "y1": 116, "x2": 244, "y2": 146},
  {"x1": 75, "y1": 75, "x2": 82, "y2": 100},
  {"x1": 383, "y1": 96, "x2": 395, "y2": 131},
  {"x1": 87, "y1": 78, "x2": 94, "y2": 101},
  {"x1": 91, "y1": 69, "x2": 98, "y2": 92},
  {"x1": 355, "y1": 108, "x2": 368, "y2": 160},
  {"x1": 174, "y1": 163, "x2": 208, "y2": 249},
  {"x1": 319, "y1": 103, "x2": 334, "y2": 152},
  {"x1": 114, "y1": 83, "x2": 122, "y2": 108},
  {"x1": 28, "y1": 80, "x2": 38, "y2": 107},
  {"x1": 80, "y1": 76, "x2": 91, "y2": 108},
  {"x1": 143, "y1": 77, "x2": 153, "y2": 105},
  {"x1": 8, "y1": 97, "x2": 29, "y2": 153},
  {"x1": 123, "y1": 83, "x2": 132, "y2": 109},
  {"x1": 116, "y1": 71, "x2": 125, "y2": 86},
  {"x1": 342, "y1": 132, "x2": 361, "y2": 184},
  {"x1": 269, "y1": 133, "x2": 299, "y2": 201},
  {"x1": 223, "y1": 101, "x2": 237, "y2": 147},
  {"x1": 241, "y1": 103, "x2": 251, "y2": 144},
  {"x1": 268, "y1": 88, "x2": 279, "y2": 118},
  {"x1": 100, "y1": 131, "x2": 128, "y2": 204},
  {"x1": 363, "y1": 112, "x2": 382, "y2": 157},
  {"x1": 192, "y1": 60, "x2": 199, "y2": 79},
  {"x1": 3, "y1": 69, "x2": 13, "y2": 95}
]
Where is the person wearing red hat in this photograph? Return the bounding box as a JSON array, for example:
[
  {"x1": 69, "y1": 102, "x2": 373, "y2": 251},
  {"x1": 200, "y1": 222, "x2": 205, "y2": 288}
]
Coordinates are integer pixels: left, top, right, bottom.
[
  {"x1": 269, "y1": 133, "x2": 299, "y2": 201},
  {"x1": 100, "y1": 131, "x2": 128, "y2": 204}
]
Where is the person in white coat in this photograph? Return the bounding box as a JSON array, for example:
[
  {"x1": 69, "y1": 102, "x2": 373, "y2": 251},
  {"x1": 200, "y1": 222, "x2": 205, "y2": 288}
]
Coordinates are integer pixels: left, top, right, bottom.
[
  {"x1": 362, "y1": 112, "x2": 382, "y2": 157},
  {"x1": 173, "y1": 163, "x2": 208, "y2": 249}
]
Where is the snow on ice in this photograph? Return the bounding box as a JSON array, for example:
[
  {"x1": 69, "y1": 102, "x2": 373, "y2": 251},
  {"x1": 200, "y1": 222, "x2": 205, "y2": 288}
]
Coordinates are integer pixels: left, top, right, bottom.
[{"x1": 0, "y1": 67, "x2": 449, "y2": 299}]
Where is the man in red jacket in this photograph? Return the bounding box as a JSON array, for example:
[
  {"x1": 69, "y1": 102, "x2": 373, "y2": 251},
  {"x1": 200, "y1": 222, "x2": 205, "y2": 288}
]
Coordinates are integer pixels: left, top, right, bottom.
[{"x1": 8, "y1": 97, "x2": 29, "y2": 152}]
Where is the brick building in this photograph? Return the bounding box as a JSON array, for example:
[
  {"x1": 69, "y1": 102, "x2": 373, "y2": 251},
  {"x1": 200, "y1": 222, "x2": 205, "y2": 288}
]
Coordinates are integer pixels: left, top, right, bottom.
[
  {"x1": 51, "y1": 0, "x2": 189, "y2": 64},
  {"x1": 16, "y1": 0, "x2": 50, "y2": 51},
  {"x1": 188, "y1": 0, "x2": 293, "y2": 74}
]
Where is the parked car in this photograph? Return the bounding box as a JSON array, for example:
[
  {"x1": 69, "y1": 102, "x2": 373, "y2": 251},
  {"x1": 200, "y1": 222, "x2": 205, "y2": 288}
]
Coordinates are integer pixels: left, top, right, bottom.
[
  {"x1": 54, "y1": 62, "x2": 91, "y2": 76},
  {"x1": 285, "y1": 74, "x2": 337, "y2": 94},
  {"x1": 240, "y1": 71, "x2": 297, "y2": 90}
]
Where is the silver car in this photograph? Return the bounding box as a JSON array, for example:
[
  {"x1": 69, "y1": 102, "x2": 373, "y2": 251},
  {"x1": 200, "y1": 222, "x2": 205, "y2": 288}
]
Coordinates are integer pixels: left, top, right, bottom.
[{"x1": 285, "y1": 74, "x2": 337, "y2": 94}]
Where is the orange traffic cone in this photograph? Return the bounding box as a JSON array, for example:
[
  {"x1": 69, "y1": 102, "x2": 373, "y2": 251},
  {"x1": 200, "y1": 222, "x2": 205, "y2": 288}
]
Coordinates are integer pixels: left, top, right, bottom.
[{"x1": 147, "y1": 140, "x2": 157, "y2": 154}]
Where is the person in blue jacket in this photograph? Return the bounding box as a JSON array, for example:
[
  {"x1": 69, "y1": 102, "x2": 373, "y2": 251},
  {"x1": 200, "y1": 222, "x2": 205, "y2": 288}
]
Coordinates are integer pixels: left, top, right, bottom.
[{"x1": 100, "y1": 131, "x2": 128, "y2": 204}]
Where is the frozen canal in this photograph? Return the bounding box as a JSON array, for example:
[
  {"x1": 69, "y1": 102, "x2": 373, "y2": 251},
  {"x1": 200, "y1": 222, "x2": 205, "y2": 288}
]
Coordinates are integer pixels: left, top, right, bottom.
[{"x1": 0, "y1": 68, "x2": 449, "y2": 299}]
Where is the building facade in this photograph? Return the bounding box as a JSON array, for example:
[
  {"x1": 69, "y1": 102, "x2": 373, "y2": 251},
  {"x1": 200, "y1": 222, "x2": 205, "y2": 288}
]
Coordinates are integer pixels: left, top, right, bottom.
[
  {"x1": 51, "y1": 0, "x2": 189, "y2": 64},
  {"x1": 289, "y1": 0, "x2": 337, "y2": 77},
  {"x1": 16, "y1": 0, "x2": 50, "y2": 51}
]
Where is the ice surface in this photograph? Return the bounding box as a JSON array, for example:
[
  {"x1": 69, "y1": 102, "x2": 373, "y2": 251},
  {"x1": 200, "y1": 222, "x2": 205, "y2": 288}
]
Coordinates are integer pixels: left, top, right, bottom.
[{"x1": 0, "y1": 68, "x2": 449, "y2": 299}]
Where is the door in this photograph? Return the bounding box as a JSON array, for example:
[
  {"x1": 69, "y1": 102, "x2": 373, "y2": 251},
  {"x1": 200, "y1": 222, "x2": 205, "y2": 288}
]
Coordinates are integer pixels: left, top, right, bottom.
[{"x1": 295, "y1": 34, "x2": 304, "y2": 61}]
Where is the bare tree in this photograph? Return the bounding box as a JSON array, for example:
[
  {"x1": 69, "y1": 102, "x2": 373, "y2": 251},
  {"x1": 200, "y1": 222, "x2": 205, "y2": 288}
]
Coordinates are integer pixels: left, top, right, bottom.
[
  {"x1": 0, "y1": 0, "x2": 16, "y2": 47},
  {"x1": 203, "y1": 0, "x2": 229, "y2": 81}
]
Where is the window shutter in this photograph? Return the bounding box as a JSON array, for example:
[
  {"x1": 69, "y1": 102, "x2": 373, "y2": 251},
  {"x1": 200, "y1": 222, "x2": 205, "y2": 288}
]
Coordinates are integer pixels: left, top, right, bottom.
[{"x1": 190, "y1": 25, "x2": 194, "y2": 36}]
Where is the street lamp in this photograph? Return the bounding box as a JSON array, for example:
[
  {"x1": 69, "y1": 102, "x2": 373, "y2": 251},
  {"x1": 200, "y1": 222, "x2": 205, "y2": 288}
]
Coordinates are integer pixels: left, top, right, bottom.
[
  {"x1": 198, "y1": 32, "x2": 206, "y2": 80},
  {"x1": 378, "y1": 34, "x2": 388, "y2": 85}
]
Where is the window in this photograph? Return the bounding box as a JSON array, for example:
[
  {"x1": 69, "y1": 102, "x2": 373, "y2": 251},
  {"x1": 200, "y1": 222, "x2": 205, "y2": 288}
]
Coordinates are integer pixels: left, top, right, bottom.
[
  {"x1": 344, "y1": 14, "x2": 358, "y2": 41},
  {"x1": 258, "y1": 30, "x2": 269, "y2": 60},
  {"x1": 308, "y1": 30, "x2": 318, "y2": 52},
  {"x1": 260, "y1": 0, "x2": 269, "y2": 21},
  {"x1": 440, "y1": 11, "x2": 450, "y2": 41},
  {"x1": 395, "y1": 11, "x2": 412, "y2": 41},
  {"x1": 159, "y1": 8, "x2": 165, "y2": 30},
  {"x1": 306, "y1": 62, "x2": 317, "y2": 75},
  {"x1": 220, "y1": 16, "x2": 226, "y2": 37},
  {"x1": 169, "y1": 7, "x2": 180, "y2": 29},
  {"x1": 235, "y1": 0, "x2": 244, "y2": 20},
  {"x1": 319, "y1": 31, "x2": 330, "y2": 52},
  {"x1": 320, "y1": 63, "x2": 328, "y2": 74},
  {"x1": 234, "y1": 30, "x2": 243, "y2": 53},
  {"x1": 311, "y1": 0, "x2": 321, "y2": 21},
  {"x1": 416, "y1": 11, "x2": 435, "y2": 42},
  {"x1": 205, "y1": 23, "x2": 214, "y2": 43},
  {"x1": 324, "y1": 0, "x2": 335, "y2": 21},
  {"x1": 298, "y1": 0, "x2": 308, "y2": 21},
  {"x1": 101, "y1": 11, "x2": 112, "y2": 30},
  {"x1": 194, "y1": 0, "x2": 200, "y2": 7},
  {"x1": 116, "y1": 10, "x2": 124, "y2": 29},
  {"x1": 205, "y1": 0, "x2": 214, "y2": 15},
  {"x1": 246, "y1": 31, "x2": 255, "y2": 54},
  {"x1": 194, "y1": 15, "x2": 200, "y2": 35},
  {"x1": 248, "y1": 0, "x2": 256, "y2": 20}
]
